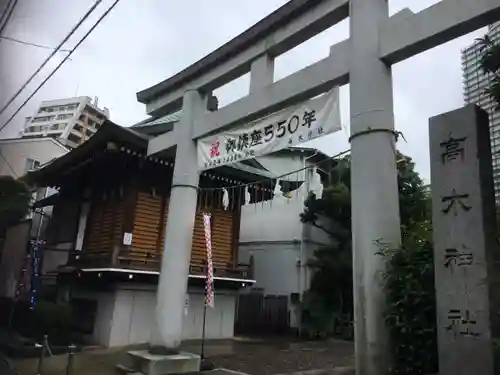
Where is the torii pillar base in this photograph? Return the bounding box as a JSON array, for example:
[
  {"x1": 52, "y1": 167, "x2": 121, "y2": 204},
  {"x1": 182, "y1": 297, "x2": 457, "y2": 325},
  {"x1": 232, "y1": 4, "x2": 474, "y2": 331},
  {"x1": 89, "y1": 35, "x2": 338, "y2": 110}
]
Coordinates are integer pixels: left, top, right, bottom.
[{"x1": 118, "y1": 350, "x2": 201, "y2": 375}]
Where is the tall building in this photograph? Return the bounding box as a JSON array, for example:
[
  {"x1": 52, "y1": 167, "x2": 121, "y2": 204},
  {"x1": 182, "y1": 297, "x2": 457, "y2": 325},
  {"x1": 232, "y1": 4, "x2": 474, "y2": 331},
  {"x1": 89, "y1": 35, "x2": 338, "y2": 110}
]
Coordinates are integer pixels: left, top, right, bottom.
[
  {"x1": 462, "y1": 23, "x2": 500, "y2": 198},
  {"x1": 20, "y1": 96, "x2": 110, "y2": 149}
]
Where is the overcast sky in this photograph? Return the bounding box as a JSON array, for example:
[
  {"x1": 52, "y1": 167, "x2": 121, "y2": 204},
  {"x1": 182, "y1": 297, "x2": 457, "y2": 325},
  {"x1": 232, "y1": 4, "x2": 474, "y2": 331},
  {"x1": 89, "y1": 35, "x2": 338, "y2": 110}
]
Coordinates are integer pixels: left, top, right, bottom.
[{"x1": 0, "y1": 0, "x2": 488, "y2": 181}]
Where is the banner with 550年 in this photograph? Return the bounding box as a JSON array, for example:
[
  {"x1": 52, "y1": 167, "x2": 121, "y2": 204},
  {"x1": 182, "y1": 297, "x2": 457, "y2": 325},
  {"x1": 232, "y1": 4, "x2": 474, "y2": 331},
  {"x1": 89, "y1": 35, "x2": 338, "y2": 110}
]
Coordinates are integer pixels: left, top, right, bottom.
[{"x1": 197, "y1": 87, "x2": 341, "y2": 171}]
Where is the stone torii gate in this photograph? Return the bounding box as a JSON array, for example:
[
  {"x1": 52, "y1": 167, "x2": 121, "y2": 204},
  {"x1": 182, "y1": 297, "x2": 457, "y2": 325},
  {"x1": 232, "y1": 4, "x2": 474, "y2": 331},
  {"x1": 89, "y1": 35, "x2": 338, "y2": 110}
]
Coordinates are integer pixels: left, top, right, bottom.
[{"x1": 138, "y1": 0, "x2": 500, "y2": 374}]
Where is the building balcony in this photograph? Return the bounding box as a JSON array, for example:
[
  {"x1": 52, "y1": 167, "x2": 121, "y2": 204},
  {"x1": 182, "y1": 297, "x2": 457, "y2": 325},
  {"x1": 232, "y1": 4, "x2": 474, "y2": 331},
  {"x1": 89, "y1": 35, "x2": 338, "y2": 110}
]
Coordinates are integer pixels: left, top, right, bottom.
[
  {"x1": 22, "y1": 128, "x2": 64, "y2": 137},
  {"x1": 66, "y1": 250, "x2": 253, "y2": 281}
]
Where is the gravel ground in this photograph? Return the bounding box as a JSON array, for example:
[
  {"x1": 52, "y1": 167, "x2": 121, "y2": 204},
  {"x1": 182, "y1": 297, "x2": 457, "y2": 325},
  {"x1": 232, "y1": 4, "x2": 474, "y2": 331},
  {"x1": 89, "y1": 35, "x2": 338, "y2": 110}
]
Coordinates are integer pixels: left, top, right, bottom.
[
  {"x1": 208, "y1": 338, "x2": 354, "y2": 375},
  {"x1": 9, "y1": 337, "x2": 354, "y2": 375},
  {"x1": 0, "y1": 352, "x2": 19, "y2": 375}
]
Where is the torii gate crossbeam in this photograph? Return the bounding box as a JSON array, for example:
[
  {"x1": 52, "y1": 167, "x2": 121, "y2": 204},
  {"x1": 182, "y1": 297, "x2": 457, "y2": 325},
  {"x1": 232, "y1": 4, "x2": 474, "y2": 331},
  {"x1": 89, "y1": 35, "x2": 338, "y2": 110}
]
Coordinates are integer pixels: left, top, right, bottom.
[{"x1": 140, "y1": 1, "x2": 500, "y2": 374}]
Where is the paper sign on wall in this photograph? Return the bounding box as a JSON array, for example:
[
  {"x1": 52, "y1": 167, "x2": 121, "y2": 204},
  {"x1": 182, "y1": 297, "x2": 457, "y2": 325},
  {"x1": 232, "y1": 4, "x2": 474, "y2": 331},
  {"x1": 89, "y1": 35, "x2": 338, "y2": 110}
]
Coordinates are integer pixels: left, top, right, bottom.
[
  {"x1": 184, "y1": 296, "x2": 189, "y2": 316},
  {"x1": 123, "y1": 232, "x2": 133, "y2": 246}
]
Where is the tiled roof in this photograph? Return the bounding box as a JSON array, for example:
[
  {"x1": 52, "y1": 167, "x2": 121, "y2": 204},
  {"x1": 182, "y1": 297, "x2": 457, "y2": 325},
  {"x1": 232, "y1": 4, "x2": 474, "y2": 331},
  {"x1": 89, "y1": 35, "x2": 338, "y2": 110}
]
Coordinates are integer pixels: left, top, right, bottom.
[{"x1": 132, "y1": 111, "x2": 181, "y2": 128}]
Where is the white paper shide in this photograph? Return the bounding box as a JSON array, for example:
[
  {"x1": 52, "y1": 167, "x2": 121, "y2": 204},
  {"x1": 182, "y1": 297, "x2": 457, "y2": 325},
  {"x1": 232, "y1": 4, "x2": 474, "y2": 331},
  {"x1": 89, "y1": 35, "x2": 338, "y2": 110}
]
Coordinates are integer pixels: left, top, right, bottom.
[{"x1": 197, "y1": 87, "x2": 341, "y2": 170}]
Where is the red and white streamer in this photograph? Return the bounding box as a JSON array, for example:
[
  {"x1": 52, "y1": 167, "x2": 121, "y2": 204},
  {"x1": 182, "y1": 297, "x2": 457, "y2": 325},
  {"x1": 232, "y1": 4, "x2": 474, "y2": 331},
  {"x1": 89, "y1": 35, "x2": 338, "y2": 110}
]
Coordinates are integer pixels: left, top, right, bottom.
[{"x1": 202, "y1": 213, "x2": 214, "y2": 308}]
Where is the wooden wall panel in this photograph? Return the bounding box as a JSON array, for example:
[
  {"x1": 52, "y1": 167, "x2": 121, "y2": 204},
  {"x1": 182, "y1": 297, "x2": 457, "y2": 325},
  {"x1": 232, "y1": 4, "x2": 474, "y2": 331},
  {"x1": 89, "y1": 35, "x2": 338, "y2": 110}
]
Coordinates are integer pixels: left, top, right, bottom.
[
  {"x1": 82, "y1": 188, "x2": 238, "y2": 270},
  {"x1": 191, "y1": 208, "x2": 234, "y2": 267},
  {"x1": 131, "y1": 192, "x2": 236, "y2": 268},
  {"x1": 83, "y1": 197, "x2": 124, "y2": 257},
  {"x1": 130, "y1": 191, "x2": 163, "y2": 260}
]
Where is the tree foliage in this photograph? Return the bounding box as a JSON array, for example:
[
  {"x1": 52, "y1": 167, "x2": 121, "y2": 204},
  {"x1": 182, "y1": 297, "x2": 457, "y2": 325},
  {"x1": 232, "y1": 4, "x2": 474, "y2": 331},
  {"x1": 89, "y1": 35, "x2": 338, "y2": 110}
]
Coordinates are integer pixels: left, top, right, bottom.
[
  {"x1": 299, "y1": 157, "x2": 353, "y2": 338},
  {"x1": 477, "y1": 34, "x2": 500, "y2": 111},
  {"x1": 299, "y1": 151, "x2": 430, "y2": 338},
  {"x1": 397, "y1": 155, "x2": 429, "y2": 226},
  {"x1": 378, "y1": 221, "x2": 438, "y2": 375},
  {"x1": 0, "y1": 176, "x2": 32, "y2": 231}
]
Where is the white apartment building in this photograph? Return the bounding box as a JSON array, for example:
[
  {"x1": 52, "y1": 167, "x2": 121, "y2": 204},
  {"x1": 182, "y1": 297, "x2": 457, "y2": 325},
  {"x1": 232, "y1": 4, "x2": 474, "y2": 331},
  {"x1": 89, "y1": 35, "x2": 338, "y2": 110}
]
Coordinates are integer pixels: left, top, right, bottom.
[
  {"x1": 21, "y1": 96, "x2": 110, "y2": 149},
  {"x1": 462, "y1": 23, "x2": 500, "y2": 198},
  {"x1": 0, "y1": 137, "x2": 68, "y2": 177}
]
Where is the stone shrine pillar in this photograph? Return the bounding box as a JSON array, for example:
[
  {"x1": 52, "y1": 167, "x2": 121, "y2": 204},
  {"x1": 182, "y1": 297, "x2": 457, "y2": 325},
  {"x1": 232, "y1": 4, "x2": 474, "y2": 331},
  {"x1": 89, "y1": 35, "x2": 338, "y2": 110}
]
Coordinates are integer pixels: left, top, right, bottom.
[
  {"x1": 429, "y1": 104, "x2": 500, "y2": 375},
  {"x1": 149, "y1": 89, "x2": 207, "y2": 353},
  {"x1": 349, "y1": 0, "x2": 401, "y2": 374}
]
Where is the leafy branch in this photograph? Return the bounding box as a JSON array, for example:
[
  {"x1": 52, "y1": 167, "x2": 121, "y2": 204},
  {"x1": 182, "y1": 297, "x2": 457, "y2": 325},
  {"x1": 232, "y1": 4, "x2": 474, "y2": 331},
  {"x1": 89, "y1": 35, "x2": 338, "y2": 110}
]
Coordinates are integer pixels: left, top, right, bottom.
[
  {"x1": 0, "y1": 176, "x2": 31, "y2": 232},
  {"x1": 476, "y1": 34, "x2": 500, "y2": 111}
]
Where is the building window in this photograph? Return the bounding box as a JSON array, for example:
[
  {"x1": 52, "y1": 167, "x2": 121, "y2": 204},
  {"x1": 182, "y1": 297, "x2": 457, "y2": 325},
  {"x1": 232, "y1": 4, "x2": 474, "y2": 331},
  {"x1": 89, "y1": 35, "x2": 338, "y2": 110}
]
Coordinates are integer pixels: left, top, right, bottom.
[
  {"x1": 50, "y1": 123, "x2": 66, "y2": 131},
  {"x1": 67, "y1": 133, "x2": 81, "y2": 144},
  {"x1": 25, "y1": 158, "x2": 40, "y2": 173},
  {"x1": 38, "y1": 106, "x2": 55, "y2": 113},
  {"x1": 33, "y1": 115, "x2": 55, "y2": 122}
]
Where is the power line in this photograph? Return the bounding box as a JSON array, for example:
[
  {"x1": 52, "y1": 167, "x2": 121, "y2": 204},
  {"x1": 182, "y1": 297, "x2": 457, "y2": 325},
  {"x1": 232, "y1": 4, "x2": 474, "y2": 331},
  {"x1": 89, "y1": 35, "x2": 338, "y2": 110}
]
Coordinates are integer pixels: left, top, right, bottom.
[
  {"x1": 0, "y1": 0, "x2": 18, "y2": 37},
  {"x1": 0, "y1": 148, "x2": 17, "y2": 177},
  {"x1": 0, "y1": 35, "x2": 72, "y2": 52},
  {"x1": 0, "y1": 0, "x2": 122, "y2": 135},
  {"x1": 0, "y1": 0, "x2": 14, "y2": 30},
  {"x1": 0, "y1": 0, "x2": 103, "y2": 118}
]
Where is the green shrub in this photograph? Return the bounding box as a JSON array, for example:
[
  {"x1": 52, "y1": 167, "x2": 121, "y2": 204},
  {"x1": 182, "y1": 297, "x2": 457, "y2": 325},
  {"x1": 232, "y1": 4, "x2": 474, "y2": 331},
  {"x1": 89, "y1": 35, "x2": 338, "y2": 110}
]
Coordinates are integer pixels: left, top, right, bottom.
[
  {"x1": 299, "y1": 291, "x2": 336, "y2": 339},
  {"x1": 0, "y1": 176, "x2": 32, "y2": 231},
  {"x1": 298, "y1": 290, "x2": 354, "y2": 340},
  {"x1": 30, "y1": 300, "x2": 73, "y2": 343},
  {"x1": 378, "y1": 221, "x2": 438, "y2": 375},
  {"x1": 0, "y1": 297, "x2": 74, "y2": 344}
]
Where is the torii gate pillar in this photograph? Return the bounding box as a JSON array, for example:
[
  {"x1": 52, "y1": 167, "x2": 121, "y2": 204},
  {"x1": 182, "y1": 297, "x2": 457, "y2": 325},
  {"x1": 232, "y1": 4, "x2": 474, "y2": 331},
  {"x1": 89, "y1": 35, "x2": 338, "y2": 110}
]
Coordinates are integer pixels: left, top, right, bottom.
[
  {"x1": 149, "y1": 89, "x2": 206, "y2": 353},
  {"x1": 350, "y1": 1, "x2": 401, "y2": 374}
]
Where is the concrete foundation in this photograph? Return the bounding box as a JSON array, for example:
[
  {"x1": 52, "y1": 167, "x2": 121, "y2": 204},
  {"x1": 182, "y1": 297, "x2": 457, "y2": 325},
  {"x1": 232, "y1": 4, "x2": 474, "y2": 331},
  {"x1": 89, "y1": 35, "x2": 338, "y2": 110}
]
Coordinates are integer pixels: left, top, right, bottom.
[
  {"x1": 72, "y1": 285, "x2": 237, "y2": 347},
  {"x1": 124, "y1": 350, "x2": 201, "y2": 375}
]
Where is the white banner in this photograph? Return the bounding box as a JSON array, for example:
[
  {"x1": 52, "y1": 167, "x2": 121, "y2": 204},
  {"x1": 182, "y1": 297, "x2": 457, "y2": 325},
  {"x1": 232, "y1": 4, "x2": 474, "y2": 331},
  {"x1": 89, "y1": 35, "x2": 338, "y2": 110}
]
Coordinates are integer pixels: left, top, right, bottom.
[{"x1": 197, "y1": 87, "x2": 341, "y2": 171}]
